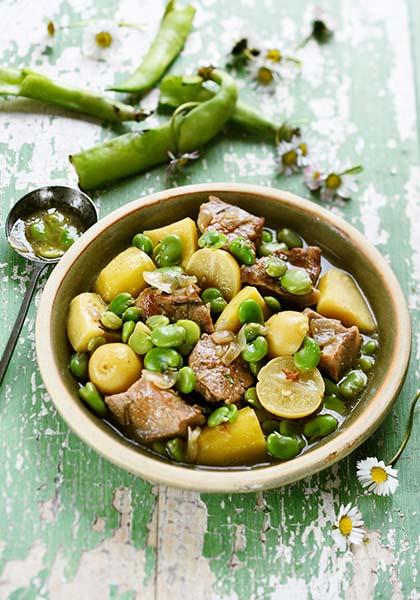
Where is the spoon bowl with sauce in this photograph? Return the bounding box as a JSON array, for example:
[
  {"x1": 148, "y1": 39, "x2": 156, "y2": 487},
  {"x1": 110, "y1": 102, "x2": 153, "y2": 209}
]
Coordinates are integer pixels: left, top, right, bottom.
[{"x1": 0, "y1": 186, "x2": 97, "y2": 385}]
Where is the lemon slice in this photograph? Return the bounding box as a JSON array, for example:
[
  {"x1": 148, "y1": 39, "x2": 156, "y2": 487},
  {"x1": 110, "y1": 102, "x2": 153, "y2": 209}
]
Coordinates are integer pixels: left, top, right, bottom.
[
  {"x1": 256, "y1": 357, "x2": 325, "y2": 419},
  {"x1": 186, "y1": 248, "x2": 241, "y2": 300}
]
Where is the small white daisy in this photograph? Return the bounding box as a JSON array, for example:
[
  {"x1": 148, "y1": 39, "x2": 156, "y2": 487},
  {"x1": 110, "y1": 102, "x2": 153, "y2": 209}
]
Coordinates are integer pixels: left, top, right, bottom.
[
  {"x1": 319, "y1": 165, "x2": 362, "y2": 201},
  {"x1": 277, "y1": 135, "x2": 308, "y2": 176},
  {"x1": 304, "y1": 164, "x2": 323, "y2": 191},
  {"x1": 82, "y1": 20, "x2": 121, "y2": 61},
  {"x1": 332, "y1": 503, "x2": 365, "y2": 551},
  {"x1": 356, "y1": 457, "x2": 399, "y2": 496}
]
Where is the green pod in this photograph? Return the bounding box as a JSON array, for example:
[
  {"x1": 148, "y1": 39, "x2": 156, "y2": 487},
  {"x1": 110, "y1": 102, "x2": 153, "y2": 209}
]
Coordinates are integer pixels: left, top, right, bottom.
[
  {"x1": 238, "y1": 299, "x2": 264, "y2": 324},
  {"x1": 293, "y1": 336, "x2": 321, "y2": 371},
  {"x1": 201, "y1": 287, "x2": 224, "y2": 303},
  {"x1": 303, "y1": 414, "x2": 338, "y2": 439},
  {"x1": 277, "y1": 228, "x2": 303, "y2": 249},
  {"x1": 144, "y1": 347, "x2": 183, "y2": 371},
  {"x1": 280, "y1": 268, "x2": 312, "y2": 295},
  {"x1": 243, "y1": 323, "x2": 266, "y2": 342},
  {"x1": 109, "y1": 292, "x2": 135, "y2": 317},
  {"x1": 229, "y1": 236, "x2": 255, "y2": 266},
  {"x1": 338, "y1": 370, "x2": 368, "y2": 399},
  {"x1": 266, "y1": 432, "x2": 301, "y2": 460},
  {"x1": 249, "y1": 360, "x2": 265, "y2": 376},
  {"x1": 122, "y1": 320, "x2": 136, "y2": 343},
  {"x1": 69, "y1": 352, "x2": 89, "y2": 382},
  {"x1": 242, "y1": 336, "x2": 268, "y2": 362},
  {"x1": 110, "y1": 2, "x2": 196, "y2": 93},
  {"x1": 154, "y1": 234, "x2": 183, "y2": 267},
  {"x1": 122, "y1": 307, "x2": 142, "y2": 322},
  {"x1": 323, "y1": 377, "x2": 340, "y2": 397},
  {"x1": 132, "y1": 233, "x2": 154, "y2": 255},
  {"x1": 28, "y1": 221, "x2": 46, "y2": 241},
  {"x1": 152, "y1": 441, "x2": 167, "y2": 455},
  {"x1": 176, "y1": 366, "x2": 196, "y2": 394},
  {"x1": 166, "y1": 437, "x2": 187, "y2": 462},
  {"x1": 78, "y1": 382, "x2": 107, "y2": 417},
  {"x1": 198, "y1": 230, "x2": 227, "y2": 249},
  {"x1": 150, "y1": 324, "x2": 186, "y2": 348}
]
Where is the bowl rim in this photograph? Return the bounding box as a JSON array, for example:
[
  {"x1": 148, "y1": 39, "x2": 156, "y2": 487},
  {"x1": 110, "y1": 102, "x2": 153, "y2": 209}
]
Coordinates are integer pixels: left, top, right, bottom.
[{"x1": 35, "y1": 183, "x2": 411, "y2": 492}]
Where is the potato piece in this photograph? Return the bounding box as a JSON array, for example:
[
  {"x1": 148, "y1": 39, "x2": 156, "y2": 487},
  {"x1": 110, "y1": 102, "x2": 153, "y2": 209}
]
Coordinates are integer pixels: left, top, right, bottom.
[
  {"x1": 266, "y1": 311, "x2": 309, "y2": 357},
  {"x1": 196, "y1": 407, "x2": 267, "y2": 466},
  {"x1": 67, "y1": 292, "x2": 107, "y2": 352},
  {"x1": 95, "y1": 247, "x2": 155, "y2": 302},
  {"x1": 215, "y1": 286, "x2": 270, "y2": 332},
  {"x1": 144, "y1": 217, "x2": 198, "y2": 268},
  {"x1": 317, "y1": 268, "x2": 376, "y2": 333},
  {"x1": 186, "y1": 248, "x2": 241, "y2": 301},
  {"x1": 89, "y1": 343, "x2": 142, "y2": 395}
]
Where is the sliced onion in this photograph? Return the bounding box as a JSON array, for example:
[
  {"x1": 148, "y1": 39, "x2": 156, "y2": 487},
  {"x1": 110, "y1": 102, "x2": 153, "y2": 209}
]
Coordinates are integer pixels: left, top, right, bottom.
[
  {"x1": 212, "y1": 330, "x2": 236, "y2": 345},
  {"x1": 142, "y1": 369, "x2": 178, "y2": 389},
  {"x1": 221, "y1": 341, "x2": 242, "y2": 365},
  {"x1": 236, "y1": 325, "x2": 248, "y2": 352},
  {"x1": 186, "y1": 426, "x2": 201, "y2": 463},
  {"x1": 143, "y1": 269, "x2": 197, "y2": 293}
]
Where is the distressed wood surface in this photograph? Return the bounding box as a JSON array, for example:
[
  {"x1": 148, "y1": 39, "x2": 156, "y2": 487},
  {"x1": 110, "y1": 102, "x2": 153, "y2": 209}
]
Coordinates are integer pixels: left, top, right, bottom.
[{"x1": 0, "y1": 0, "x2": 419, "y2": 598}]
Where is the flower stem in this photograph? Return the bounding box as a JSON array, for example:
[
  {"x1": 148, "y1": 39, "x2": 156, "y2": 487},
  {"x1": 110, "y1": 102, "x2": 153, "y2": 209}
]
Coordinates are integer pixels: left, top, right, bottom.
[
  {"x1": 388, "y1": 391, "x2": 420, "y2": 467},
  {"x1": 341, "y1": 165, "x2": 363, "y2": 175}
]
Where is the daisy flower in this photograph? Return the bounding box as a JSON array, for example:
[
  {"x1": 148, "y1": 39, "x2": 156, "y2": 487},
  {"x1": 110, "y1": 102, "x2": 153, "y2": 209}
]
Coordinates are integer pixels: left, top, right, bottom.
[
  {"x1": 165, "y1": 150, "x2": 200, "y2": 183},
  {"x1": 356, "y1": 458, "x2": 399, "y2": 496},
  {"x1": 227, "y1": 36, "x2": 260, "y2": 68},
  {"x1": 250, "y1": 48, "x2": 301, "y2": 89},
  {"x1": 82, "y1": 21, "x2": 121, "y2": 61},
  {"x1": 312, "y1": 165, "x2": 363, "y2": 201},
  {"x1": 304, "y1": 164, "x2": 323, "y2": 191},
  {"x1": 277, "y1": 135, "x2": 309, "y2": 176},
  {"x1": 331, "y1": 503, "x2": 365, "y2": 551}
]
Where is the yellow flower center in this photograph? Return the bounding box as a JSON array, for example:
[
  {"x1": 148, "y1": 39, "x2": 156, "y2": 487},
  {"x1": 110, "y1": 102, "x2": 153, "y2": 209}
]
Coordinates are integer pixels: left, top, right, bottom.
[
  {"x1": 371, "y1": 466, "x2": 388, "y2": 483},
  {"x1": 338, "y1": 516, "x2": 353, "y2": 537},
  {"x1": 299, "y1": 142, "x2": 308, "y2": 156},
  {"x1": 282, "y1": 149, "x2": 297, "y2": 167},
  {"x1": 47, "y1": 21, "x2": 55, "y2": 37},
  {"x1": 266, "y1": 49, "x2": 282, "y2": 63},
  {"x1": 95, "y1": 31, "x2": 113, "y2": 48},
  {"x1": 312, "y1": 170, "x2": 321, "y2": 180},
  {"x1": 326, "y1": 173, "x2": 341, "y2": 190},
  {"x1": 257, "y1": 66, "x2": 274, "y2": 85}
]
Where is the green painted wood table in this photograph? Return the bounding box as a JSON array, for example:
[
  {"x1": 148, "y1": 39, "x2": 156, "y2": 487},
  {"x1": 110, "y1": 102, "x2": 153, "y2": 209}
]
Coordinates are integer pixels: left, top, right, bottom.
[{"x1": 0, "y1": 0, "x2": 419, "y2": 598}]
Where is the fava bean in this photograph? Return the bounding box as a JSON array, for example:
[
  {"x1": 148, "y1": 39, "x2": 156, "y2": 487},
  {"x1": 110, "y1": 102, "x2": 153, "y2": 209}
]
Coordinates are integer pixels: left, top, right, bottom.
[
  {"x1": 132, "y1": 233, "x2": 154, "y2": 255},
  {"x1": 101, "y1": 311, "x2": 123, "y2": 330},
  {"x1": 249, "y1": 359, "x2": 265, "y2": 376},
  {"x1": 210, "y1": 296, "x2": 227, "y2": 314},
  {"x1": 128, "y1": 330, "x2": 153, "y2": 355},
  {"x1": 244, "y1": 387, "x2": 262, "y2": 409},
  {"x1": 166, "y1": 437, "x2": 187, "y2": 462},
  {"x1": 198, "y1": 230, "x2": 227, "y2": 249},
  {"x1": 201, "y1": 287, "x2": 223, "y2": 303},
  {"x1": 279, "y1": 419, "x2": 301, "y2": 436},
  {"x1": 303, "y1": 414, "x2": 338, "y2": 439},
  {"x1": 243, "y1": 322, "x2": 266, "y2": 342},
  {"x1": 144, "y1": 347, "x2": 182, "y2": 371},
  {"x1": 176, "y1": 366, "x2": 196, "y2": 394},
  {"x1": 153, "y1": 234, "x2": 183, "y2": 267},
  {"x1": 152, "y1": 441, "x2": 167, "y2": 455},
  {"x1": 293, "y1": 336, "x2": 321, "y2": 371},
  {"x1": 78, "y1": 382, "x2": 107, "y2": 417},
  {"x1": 280, "y1": 268, "x2": 312, "y2": 295},
  {"x1": 70, "y1": 352, "x2": 89, "y2": 381},
  {"x1": 361, "y1": 338, "x2": 379, "y2": 355},
  {"x1": 264, "y1": 295, "x2": 281, "y2": 312},
  {"x1": 338, "y1": 370, "x2": 367, "y2": 399},
  {"x1": 229, "y1": 237, "x2": 255, "y2": 265},
  {"x1": 122, "y1": 306, "x2": 142, "y2": 322},
  {"x1": 258, "y1": 241, "x2": 287, "y2": 256},
  {"x1": 261, "y1": 420, "x2": 279, "y2": 435},
  {"x1": 151, "y1": 324, "x2": 186, "y2": 348},
  {"x1": 277, "y1": 228, "x2": 303, "y2": 249},
  {"x1": 262, "y1": 228, "x2": 273, "y2": 243},
  {"x1": 146, "y1": 315, "x2": 170, "y2": 329},
  {"x1": 122, "y1": 320, "x2": 136, "y2": 343},
  {"x1": 176, "y1": 319, "x2": 201, "y2": 345},
  {"x1": 238, "y1": 299, "x2": 264, "y2": 324},
  {"x1": 207, "y1": 404, "x2": 238, "y2": 427},
  {"x1": 265, "y1": 256, "x2": 288, "y2": 278},
  {"x1": 28, "y1": 222, "x2": 46, "y2": 241},
  {"x1": 323, "y1": 394, "x2": 347, "y2": 416},
  {"x1": 109, "y1": 292, "x2": 135, "y2": 316},
  {"x1": 87, "y1": 336, "x2": 107, "y2": 353},
  {"x1": 357, "y1": 355, "x2": 375, "y2": 372},
  {"x1": 242, "y1": 336, "x2": 268, "y2": 362},
  {"x1": 323, "y1": 377, "x2": 340, "y2": 397},
  {"x1": 266, "y1": 432, "x2": 300, "y2": 460}
]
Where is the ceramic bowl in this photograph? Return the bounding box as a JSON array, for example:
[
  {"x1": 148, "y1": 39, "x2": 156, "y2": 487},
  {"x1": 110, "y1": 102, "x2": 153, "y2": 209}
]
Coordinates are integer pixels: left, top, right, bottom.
[{"x1": 36, "y1": 184, "x2": 411, "y2": 492}]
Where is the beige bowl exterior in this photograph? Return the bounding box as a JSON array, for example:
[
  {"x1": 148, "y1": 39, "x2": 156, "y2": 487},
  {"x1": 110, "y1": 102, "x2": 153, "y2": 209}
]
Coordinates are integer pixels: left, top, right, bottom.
[{"x1": 36, "y1": 184, "x2": 411, "y2": 493}]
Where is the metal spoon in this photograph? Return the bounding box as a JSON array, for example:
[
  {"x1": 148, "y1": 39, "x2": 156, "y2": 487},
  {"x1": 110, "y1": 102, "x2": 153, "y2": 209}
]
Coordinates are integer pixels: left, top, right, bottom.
[{"x1": 0, "y1": 186, "x2": 97, "y2": 385}]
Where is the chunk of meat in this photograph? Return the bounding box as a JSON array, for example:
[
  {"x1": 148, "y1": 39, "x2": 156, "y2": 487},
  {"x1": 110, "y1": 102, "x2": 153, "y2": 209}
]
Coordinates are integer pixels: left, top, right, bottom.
[
  {"x1": 188, "y1": 333, "x2": 253, "y2": 404},
  {"x1": 240, "y1": 247, "x2": 322, "y2": 307},
  {"x1": 197, "y1": 196, "x2": 264, "y2": 251},
  {"x1": 304, "y1": 308, "x2": 361, "y2": 381},
  {"x1": 136, "y1": 284, "x2": 214, "y2": 333},
  {"x1": 105, "y1": 375, "x2": 205, "y2": 443}
]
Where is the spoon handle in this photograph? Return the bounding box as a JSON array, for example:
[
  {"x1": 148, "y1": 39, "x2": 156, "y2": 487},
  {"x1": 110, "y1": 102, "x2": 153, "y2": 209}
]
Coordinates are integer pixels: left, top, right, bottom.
[{"x1": 0, "y1": 263, "x2": 47, "y2": 386}]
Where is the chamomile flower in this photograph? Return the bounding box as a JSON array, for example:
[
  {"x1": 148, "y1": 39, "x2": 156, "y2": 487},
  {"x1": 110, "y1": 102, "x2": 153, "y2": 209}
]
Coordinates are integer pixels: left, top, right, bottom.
[
  {"x1": 356, "y1": 457, "x2": 399, "y2": 496},
  {"x1": 331, "y1": 503, "x2": 365, "y2": 551},
  {"x1": 304, "y1": 164, "x2": 323, "y2": 191},
  {"x1": 316, "y1": 165, "x2": 363, "y2": 201},
  {"x1": 82, "y1": 21, "x2": 121, "y2": 61},
  {"x1": 277, "y1": 135, "x2": 309, "y2": 176},
  {"x1": 250, "y1": 48, "x2": 301, "y2": 89}
]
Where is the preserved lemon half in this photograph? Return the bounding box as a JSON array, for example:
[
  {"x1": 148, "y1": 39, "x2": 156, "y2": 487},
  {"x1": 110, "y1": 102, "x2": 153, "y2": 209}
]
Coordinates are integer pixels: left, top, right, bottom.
[
  {"x1": 256, "y1": 357, "x2": 325, "y2": 419},
  {"x1": 186, "y1": 248, "x2": 241, "y2": 300}
]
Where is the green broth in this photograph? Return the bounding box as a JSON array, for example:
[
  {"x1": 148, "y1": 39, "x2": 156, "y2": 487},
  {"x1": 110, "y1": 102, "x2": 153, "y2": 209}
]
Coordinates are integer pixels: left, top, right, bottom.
[{"x1": 10, "y1": 207, "x2": 85, "y2": 260}]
